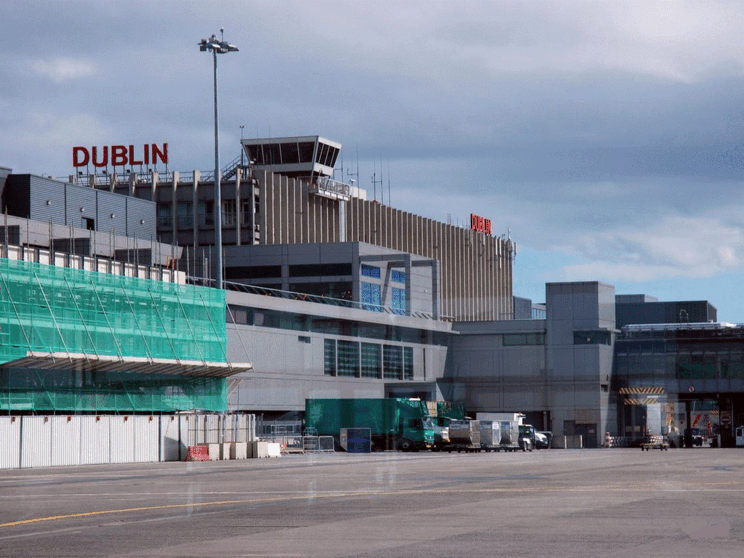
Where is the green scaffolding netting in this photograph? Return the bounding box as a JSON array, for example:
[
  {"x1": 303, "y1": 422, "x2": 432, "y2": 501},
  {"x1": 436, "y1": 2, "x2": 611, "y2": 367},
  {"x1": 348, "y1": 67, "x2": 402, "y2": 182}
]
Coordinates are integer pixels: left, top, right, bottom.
[
  {"x1": 0, "y1": 257, "x2": 229, "y2": 412},
  {"x1": 0, "y1": 367, "x2": 228, "y2": 413},
  {"x1": 0, "y1": 257, "x2": 226, "y2": 363}
]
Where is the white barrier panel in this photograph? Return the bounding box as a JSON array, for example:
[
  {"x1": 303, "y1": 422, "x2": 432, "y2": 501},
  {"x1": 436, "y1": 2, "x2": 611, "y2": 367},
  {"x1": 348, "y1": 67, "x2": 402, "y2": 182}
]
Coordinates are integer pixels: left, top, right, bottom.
[
  {"x1": 179, "y1": 415, "x2": 191, "y2": 460},
  {"x1": 205, "y1": 415, "x2": 220, "y2": 444},
  {"x1": 81, "y1": 416, "x2": 110, "y2": 465},
  {"x1": 52, "y1": 416, "x2": 81, "y2": 467},
  {"x1": 184, "y1": 414, "x2": 206, "y2": 447},
  {"x1": 230, "y1": 442, "x2": 248, "y2": 459},
  {"x1": 160, "y1": 415, "x2": 181, "y2": 462},
  {"x1": 0, "y1": 417, "x2": 21, "y2": 469},
  {"x1": 110, "y1": 416, "x2": 135, "y2": 464},
  {"x1": 134, "y1": 416, "x2": 159, "y2": 463},
  {"x1": 21, "y1": 416, "x2": 52, "y2": 468},
  {"x1": 208, "y1": 443, "x2": 221, "y2": 461},
  {"x1": 2, "y1": 413, "x2": 257, "y2": 468}
]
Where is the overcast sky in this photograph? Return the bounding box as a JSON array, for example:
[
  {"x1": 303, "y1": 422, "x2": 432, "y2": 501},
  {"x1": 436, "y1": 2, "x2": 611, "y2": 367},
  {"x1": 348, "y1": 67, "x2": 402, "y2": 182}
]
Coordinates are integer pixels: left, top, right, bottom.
[{"x1": 3, "y1": 1, "x2": 744, "y2": 320}]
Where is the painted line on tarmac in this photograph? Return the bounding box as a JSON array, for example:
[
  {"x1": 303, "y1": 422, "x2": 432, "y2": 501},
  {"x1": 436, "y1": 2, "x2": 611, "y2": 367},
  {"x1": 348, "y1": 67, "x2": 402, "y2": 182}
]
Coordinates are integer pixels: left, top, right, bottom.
[{"x1": 2, "y1": 480, "x2": 742, "y2": 529}]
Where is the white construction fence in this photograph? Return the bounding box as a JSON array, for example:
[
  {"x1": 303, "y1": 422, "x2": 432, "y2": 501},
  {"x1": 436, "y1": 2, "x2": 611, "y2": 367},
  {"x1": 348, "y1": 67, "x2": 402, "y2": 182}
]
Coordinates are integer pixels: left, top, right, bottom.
[{"x1": 0, "y1": 413, "x2": 256, "y2": 470}]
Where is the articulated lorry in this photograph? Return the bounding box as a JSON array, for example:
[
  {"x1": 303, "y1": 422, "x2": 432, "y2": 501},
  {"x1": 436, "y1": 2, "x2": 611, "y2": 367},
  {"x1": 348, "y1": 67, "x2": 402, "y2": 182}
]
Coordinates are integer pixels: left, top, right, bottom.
[{"x1": 305, "y1": 398, "x2": 435, "y2": 451}]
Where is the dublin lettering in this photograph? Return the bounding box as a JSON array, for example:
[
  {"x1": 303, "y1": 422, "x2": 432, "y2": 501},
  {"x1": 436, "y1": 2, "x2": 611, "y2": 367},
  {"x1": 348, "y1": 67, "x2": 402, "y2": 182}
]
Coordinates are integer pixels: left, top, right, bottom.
[
  {"x1": 72, "y1": 143, "x2": 168, "y2": 168},
  {"x1": 470, "y1": 213, "x2": 492, "y2": 235}
]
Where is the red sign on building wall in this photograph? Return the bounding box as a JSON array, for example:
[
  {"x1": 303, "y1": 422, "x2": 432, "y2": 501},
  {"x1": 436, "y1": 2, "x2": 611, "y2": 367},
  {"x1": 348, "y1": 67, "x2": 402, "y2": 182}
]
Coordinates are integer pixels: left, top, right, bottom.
[
  {"x1": 470, "y1": 213, "x2": 492, "y2": 235},
  {"x1": 72, "y1": 143, "x2": 168, "y2": 168}
]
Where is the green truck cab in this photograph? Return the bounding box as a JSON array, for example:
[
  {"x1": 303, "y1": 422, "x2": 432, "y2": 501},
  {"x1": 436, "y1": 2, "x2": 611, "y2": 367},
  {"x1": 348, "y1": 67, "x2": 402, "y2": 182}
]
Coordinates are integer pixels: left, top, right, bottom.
[{"x1": 305, "y1": 398, "x2": 435, "y2": 451}]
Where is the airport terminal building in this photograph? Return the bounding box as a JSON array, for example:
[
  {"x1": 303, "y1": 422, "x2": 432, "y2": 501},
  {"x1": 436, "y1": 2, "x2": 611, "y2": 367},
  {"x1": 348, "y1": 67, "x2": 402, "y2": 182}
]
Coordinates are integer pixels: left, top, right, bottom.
[{"x1": 1, "y1": 136, "x2": 743, "y2": 448}]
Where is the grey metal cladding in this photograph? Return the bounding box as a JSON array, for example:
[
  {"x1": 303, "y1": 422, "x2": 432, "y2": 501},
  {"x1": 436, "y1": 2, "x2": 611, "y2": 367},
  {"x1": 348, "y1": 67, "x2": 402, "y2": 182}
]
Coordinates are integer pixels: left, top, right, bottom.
[
  {"x1": 126, "y1": 196, "x2": 156, "y2": 239},
  {"x1": 96, "y1": 189, "x2": 128, "y2": 234},
  {"x1": 29, "y1": 176, "x2": 66, "y2": 225},
  {"x1": 64, "y1": 182, "x2": 98, "y2": 229}
]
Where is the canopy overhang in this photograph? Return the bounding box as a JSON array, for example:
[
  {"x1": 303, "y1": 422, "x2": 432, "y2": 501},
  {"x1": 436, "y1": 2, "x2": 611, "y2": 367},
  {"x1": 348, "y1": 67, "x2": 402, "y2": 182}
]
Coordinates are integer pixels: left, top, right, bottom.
[{"x1": 1, "y1": 351, "x2": 252, "y2": 378}]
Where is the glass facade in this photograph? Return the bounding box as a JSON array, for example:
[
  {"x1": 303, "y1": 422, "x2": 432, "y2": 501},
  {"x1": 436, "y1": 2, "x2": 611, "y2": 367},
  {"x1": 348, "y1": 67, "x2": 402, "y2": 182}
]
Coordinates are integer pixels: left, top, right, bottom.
[
  {"x1": 361, "y1": 343, "x2": 382, "y2": 378},
  {"x1": 383, "y1": 345, "x2": 403, "y2": 380},
  {"x1": 392, "y1": 287, "x2": 405, "y2": 314},
  {"x1": 337, "y1": 340, "x2": 359, "y2": 377},
  {"x1": 227, "y1": 304, "x2": 449, "y2": 346},
  {"x1": 361, "y1": 264, "x2": 380, "y2": 279},
  {"x1": 324, "y1": 339, "x2": 336, "y2": 376},
  {"x1": 614, "y1": 325, "x2": 744, "y2": 446},
  {"x1": 361, "y1": 281, "x2": 382, "y2": 311}
]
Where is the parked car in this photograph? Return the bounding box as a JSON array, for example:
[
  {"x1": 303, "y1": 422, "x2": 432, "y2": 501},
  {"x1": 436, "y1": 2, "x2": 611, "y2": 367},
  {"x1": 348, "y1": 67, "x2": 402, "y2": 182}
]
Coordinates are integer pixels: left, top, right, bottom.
[{"x1": 534, "y1": 431, "x2": 550, "y2": 449}]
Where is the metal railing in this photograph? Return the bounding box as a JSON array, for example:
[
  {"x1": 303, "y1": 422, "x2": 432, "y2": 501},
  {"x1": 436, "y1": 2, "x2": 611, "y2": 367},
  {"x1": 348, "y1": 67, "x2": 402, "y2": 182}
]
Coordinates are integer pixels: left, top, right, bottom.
[{"x1": 189, "y1": 276, "x2": 436, "y2": 320}]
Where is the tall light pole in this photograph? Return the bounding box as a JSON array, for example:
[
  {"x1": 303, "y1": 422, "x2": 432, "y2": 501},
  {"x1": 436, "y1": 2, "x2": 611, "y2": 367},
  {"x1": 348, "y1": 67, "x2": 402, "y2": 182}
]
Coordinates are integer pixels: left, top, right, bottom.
[{"x1": 199, "y1": 29, "x2": 238, "y2": 290}]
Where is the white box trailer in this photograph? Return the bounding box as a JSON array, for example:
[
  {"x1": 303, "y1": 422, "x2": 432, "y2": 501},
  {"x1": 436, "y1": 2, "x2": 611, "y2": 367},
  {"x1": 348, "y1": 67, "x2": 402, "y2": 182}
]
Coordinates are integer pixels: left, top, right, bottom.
[{"x1": 476, "y1": 413, "x2": 527, "y2": 451}]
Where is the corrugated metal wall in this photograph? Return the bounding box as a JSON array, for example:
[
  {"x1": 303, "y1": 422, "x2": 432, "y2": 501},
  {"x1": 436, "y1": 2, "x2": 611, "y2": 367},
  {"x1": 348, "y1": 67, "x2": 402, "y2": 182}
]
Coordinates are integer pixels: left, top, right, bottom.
[
  {"x1": 0, "y1": 417, "x2": 21, "y2": 469},
  {"x1": 0, "y1": 414, "x2": 256, "y2": 470},
  {"x1": 256, "y1": 170, "x2": 513, "y2": 322},
  {"x1": 21, "y1": 416, "x2": 52, "y2": 468}
]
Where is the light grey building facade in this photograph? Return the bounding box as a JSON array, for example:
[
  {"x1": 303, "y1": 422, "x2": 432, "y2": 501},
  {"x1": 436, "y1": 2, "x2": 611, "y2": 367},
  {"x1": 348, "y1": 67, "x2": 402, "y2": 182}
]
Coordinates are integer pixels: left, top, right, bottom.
[{"x1": 89, "y1": 136, "x2": 515, "y2": 323}]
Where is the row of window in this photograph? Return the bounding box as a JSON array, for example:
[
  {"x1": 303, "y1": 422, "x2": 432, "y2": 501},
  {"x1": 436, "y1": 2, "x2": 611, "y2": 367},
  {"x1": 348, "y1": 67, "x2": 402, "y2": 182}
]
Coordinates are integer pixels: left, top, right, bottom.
[
  {"x1": 244, "y1": 141, "x2": 339, "y2": 168},
  {"x1": 361, "y1": 264, "x2": 406, "y2": 284},
  {"x1": 157, "y1": 200, "x2": 256, "y2": 229},
  {"x1": 361, "y1": 282, "x2": 406, "y2": 314},
  {"x1": 227, "y1": 304, "x2": 449, "y2": 345},
  {"x1": 324, "y1": 339, "x2": 414, "y2": 380},
  {"x1": 503, "y1": 333, "x2": 545, "y2": 346},
  {"x1": 615, "y1": 354, "x2": 744, "y2": 380},
  {"x1": 574, "y1": 330, "x2": 612, "y2": 345}
]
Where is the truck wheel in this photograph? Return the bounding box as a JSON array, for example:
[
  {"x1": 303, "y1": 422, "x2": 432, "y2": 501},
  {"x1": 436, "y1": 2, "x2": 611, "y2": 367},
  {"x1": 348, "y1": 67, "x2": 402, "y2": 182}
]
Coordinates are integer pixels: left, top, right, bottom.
[{"x1": 398, "y1": 439, "x2": 413, "y2": 452}]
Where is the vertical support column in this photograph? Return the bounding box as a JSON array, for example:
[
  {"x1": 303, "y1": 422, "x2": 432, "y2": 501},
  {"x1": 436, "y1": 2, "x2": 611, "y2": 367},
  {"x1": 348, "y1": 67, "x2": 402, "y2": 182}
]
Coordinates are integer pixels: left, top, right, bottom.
[
  {"x1": 404, "y1": 254, "x2": 412, "y2": 317},
  {"x1": 431, "y1": 259, "x2": 439, "y2": 320},
  {"x1": 151, "y1": 171, "x2": 159, "y2": 202},
  {"x1": 339, "y1": 199, "x2": 346, "y2": 243},
  {"x1": 235, "y1": 167, "x2": 242, "y2": 246},
  {"x1": 256, "y1": 170, "x2": 266, "y2": 246},
  {"x1": 171, "y1": 171, "x2": 179, "y2": 244},
  {"x1": 127, "y1": 171, "x2": 136, "y2": 196},
  {"x1": 192, "y1": 171, "x2": 200, "y2": 250},
  {"x1": 684, "y1": 401, "x2": 692, "y2": 448}
]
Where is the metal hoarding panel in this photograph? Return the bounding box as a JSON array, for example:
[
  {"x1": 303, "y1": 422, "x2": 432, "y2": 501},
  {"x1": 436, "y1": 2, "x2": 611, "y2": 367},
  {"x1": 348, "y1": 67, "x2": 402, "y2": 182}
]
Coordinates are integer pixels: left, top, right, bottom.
[
  {"x1": 110, "y1": 416, "x2": 135, "y2": 464},
  {"x1": 134, "y1": 416, "x2": 159, "y2": 463},
  {"x1": 0, "y1": 417, "x2": 21, "y2": 469},
  {"x1": 183, "y1": 414, "x2": 205, "y2": 447},
  {"x1": 179, "y1": 415, "x2": 191, "y2": 459},
  {"x1": 205, "y1": 414, "x2": 220, "y2": 444},
  {"x1": 161, "y1": 415, "x2": 181, "y2": 462},
  {"x1": 21, "y1": 416, "x2": 52, "y2": 468},
  {"x1": 51, "y1": 416, "x2": 82, "y2": 467},
  {"x1": 222, "y1": 415, "x2": 235, "y2": 443},
  {"x1": 80, "y1": 415, "x2": 110, "y2": 465}
]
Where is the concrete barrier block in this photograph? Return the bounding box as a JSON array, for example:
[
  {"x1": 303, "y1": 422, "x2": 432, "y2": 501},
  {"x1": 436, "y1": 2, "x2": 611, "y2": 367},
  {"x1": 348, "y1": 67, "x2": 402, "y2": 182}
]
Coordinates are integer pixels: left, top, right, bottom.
[
  {"x1": 251, "y1": 441, "x2": 269, "y2": 458},
  {"x1": 230, "y1": 442, "x2": 248, "y2": 460}
]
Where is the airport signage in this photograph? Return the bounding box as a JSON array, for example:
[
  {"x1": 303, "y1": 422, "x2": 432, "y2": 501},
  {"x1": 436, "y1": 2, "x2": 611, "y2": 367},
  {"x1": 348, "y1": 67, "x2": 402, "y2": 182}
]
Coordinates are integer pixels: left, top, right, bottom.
[
  {"x1": 72, "y1": 143, "x2": 168, "y2": 168},
  {"x1": 470, "y1": 213, "x2": 492, "y2": 235}
]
